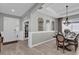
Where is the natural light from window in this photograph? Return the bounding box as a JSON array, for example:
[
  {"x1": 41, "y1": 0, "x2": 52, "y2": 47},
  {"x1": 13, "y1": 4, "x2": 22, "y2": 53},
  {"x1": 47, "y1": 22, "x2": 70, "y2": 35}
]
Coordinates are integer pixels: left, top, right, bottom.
[{"x1": 62, "y1": 20, "x2": 79, "y2": 33}]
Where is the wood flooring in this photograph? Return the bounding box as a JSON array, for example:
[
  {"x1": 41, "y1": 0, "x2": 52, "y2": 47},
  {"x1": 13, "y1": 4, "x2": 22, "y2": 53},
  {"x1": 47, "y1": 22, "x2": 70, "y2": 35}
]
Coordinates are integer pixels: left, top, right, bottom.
[{"x1": 0, "y1": 39, "x2": 79, "y2": 55}]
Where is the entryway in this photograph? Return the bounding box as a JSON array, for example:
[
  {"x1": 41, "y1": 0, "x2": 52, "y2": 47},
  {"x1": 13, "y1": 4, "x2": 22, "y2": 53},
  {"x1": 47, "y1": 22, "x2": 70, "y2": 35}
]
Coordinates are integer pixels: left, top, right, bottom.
[{"x1": 23, "y1": 20, "x2": 29, "y2": 40}]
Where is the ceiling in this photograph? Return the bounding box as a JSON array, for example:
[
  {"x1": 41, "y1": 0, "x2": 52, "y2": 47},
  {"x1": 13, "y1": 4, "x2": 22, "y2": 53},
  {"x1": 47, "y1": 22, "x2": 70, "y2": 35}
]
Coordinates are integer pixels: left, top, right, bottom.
[
  {"x1": 37, "y1": 3, "x2": 79, "y2": 18},
  {"x1": 0, "y1": 3, "x2": 79, "y2": 18},
  {"x1": 0, "y1": 3, "x2": 34, "y2": 17}
]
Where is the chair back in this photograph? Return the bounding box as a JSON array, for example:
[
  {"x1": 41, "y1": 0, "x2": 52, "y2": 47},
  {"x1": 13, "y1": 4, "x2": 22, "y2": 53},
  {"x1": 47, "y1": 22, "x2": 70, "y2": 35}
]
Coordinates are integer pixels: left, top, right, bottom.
[
  {"x1": 64, "y1": 29, "x2": 70, "y2": 37},
  {"x1": 75, "y1": 34, "x2": 79, "y2": 42},
  {"x1": 0, "y1": 32, "x2": 3, "y2": 43},
  {"x1": 0, "y1": 32, "x2": 1, "y2": 37},
  {"x1": 56, "y1": 34, "x2": 65, "y2": 42},
  {"x1": 70, "y1": 32, "x2": 76, "y2": 37}
]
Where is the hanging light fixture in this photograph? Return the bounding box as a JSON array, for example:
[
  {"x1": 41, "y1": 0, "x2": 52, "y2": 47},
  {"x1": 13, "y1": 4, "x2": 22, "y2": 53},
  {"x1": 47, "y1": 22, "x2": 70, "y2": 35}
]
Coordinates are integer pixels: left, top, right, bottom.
[{"x1": 64, "y1": 5, "x2": 71, "y2": 26}]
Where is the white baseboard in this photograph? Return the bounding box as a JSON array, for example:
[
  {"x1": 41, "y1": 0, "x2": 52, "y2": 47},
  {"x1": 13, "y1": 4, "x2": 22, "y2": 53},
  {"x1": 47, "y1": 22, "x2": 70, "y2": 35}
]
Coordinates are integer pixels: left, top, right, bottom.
[{"x1": 31, "y1": 38, "x2": 56, "y2": 48}]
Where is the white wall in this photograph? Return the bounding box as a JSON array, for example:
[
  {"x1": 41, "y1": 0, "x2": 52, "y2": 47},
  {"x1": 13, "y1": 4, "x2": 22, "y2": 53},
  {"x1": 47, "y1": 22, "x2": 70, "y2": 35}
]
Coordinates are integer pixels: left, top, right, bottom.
[{"x1": 3, "y1": 17, "x2": 23, "y2": 42}]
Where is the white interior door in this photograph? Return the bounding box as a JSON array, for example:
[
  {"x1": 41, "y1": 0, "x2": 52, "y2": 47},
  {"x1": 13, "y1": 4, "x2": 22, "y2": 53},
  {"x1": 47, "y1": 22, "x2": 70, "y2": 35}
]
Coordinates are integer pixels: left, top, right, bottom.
[{"x1": 3, "y1": 17, "x2": 19, "y2": 42}]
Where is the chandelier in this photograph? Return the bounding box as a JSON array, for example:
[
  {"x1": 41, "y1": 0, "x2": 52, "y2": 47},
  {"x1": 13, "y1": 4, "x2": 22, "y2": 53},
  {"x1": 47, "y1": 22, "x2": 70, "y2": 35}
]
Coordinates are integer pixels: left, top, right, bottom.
[{"x1": 64, "y1": 5, "x2": 71, "y2": 26}]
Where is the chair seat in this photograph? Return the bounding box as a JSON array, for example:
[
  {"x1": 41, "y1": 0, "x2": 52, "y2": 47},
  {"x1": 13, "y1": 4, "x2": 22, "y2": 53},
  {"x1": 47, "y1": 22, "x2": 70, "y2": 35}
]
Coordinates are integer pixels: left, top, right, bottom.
[{"x1": 59, "y1": 42, "x2": 69, "y2": 46}]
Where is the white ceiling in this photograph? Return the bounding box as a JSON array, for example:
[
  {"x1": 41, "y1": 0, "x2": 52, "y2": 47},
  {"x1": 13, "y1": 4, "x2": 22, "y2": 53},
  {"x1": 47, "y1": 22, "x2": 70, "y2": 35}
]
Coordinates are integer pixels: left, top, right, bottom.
[
  {"x1": 38, "y1": 3, "x2": 79, "y2": 18},
  {"x1": 0, "y1": 3, "x2": 34, "y2": 16},
  {"x1": 0, "y1": 3, "x2": 79, "y2": 18}
]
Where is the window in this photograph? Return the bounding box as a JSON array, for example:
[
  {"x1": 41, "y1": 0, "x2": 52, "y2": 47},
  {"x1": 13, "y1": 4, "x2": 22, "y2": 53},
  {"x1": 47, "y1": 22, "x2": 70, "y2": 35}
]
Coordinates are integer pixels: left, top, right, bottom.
[
  {"x1": 46, "y1": 20, "x2": 50, "y2": 31},
  {"x1": 38, "y1": 17, "x2": 44, "y2": 31},
  {"x1": 62, "y1": 20, "x2": 79, "y2": 33},
  {"x1": 71, "y1": 23, "x2": 79, "y2": 32}
]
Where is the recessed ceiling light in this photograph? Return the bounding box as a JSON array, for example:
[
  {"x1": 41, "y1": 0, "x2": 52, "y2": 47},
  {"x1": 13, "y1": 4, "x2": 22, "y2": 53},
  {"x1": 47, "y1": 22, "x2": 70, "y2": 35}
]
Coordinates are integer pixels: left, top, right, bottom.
[{"x1": 11, "y1": 9, "x2": 15, "y2": 12}]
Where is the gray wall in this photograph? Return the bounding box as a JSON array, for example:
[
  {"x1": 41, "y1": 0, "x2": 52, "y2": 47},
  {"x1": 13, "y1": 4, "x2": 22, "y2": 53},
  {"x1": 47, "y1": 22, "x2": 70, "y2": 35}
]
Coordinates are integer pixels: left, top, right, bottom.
[
  {"x1": 0, "y1": 13, "x2": 22, "y2": 31},
  {"x1": 63, "y1": 14, "x2": 79, "y2": 21},
  {"x1": 58, "y1": 18, "x2": 62, "y2": 33},
  {"x1": 30, "y1": 11, "x2": 56, "y2": 32},
  {"x1": 54, "y1": 19, "x2": 58, "y2": 32},
  {"x1": 19, "y1": 19, "x2": 23, "y2": 31},
  {"x1": 0, "y1": 14, "x2": 3, "y2": 31},
  {"x1": 29, "y1": 11, "x2": 57, "y2": 47},
  {"x1": 69, "y1": 14, "x2": 79, "y2": 20}
]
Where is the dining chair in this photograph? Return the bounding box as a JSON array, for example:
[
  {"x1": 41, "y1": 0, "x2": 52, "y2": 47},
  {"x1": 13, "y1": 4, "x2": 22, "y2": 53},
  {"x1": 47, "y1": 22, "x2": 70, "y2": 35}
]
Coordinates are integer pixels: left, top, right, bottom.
[
  {"x1": 70, "y1": 32, "x2": 76, "y2": 37},
  {"x1": 64, "y1": 29, "x2": 70, "y2": 37},
  {"x1": 67, "y1": 34, "x2": 79, "y2": 52},
  {"x1": 56, "y1": 34, "x2": 69, "y2": 53},
  {"x1": 0, "y1": 32, "x2": 3, "y2": 52}
]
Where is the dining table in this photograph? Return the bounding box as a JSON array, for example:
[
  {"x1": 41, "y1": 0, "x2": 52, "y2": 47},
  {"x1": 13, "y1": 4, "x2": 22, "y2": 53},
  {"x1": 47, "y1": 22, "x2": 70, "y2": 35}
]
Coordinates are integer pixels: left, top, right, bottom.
[{"x1": 63, "y1": 33, "x2": 78, "y2": 51}]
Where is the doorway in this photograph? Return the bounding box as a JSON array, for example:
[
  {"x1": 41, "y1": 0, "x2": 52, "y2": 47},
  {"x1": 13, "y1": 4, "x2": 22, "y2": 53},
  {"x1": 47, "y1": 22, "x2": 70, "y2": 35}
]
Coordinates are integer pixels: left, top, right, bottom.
[{"x1": 24, "y1": 21, "x2": 29, "y2": 39}]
